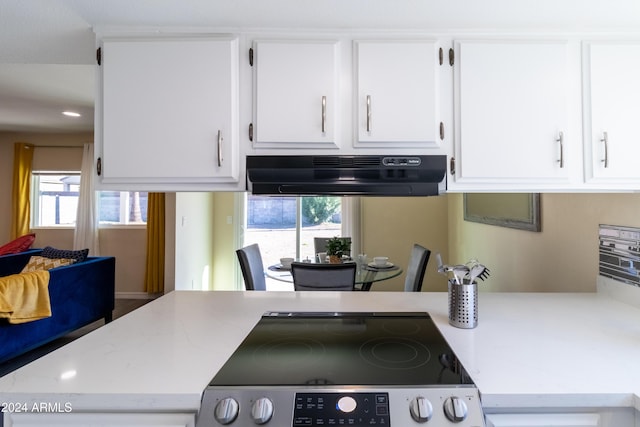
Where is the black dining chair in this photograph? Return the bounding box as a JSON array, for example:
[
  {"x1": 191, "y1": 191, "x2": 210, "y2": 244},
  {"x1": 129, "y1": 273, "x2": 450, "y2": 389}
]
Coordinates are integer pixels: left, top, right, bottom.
[
  {"x1": 290, "y1": 262, "x2": 357, "y2": 291},
  {"x1": 236, "y1": 243, "x2": 267, "y2": 291},
  {"x1": 404, "y1": 244, "x2": 431, "y2": 292}
]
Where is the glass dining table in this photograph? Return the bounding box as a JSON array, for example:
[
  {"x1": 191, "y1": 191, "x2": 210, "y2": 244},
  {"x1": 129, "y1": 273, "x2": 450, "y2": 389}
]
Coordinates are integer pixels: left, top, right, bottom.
[{"x1": 265, "y1": 262, "x2": 403, "y2": 291}]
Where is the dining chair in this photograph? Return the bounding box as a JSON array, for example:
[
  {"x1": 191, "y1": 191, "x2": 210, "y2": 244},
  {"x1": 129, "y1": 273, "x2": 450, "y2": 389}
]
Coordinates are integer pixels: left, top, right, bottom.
[
  {"x1": 313, "y1": 237, "x2": 352, "y2": 261},
  {"x1": 404, "y1": 244, "x2": 431, "y2": 292},
  {"x1": 236, "y1": 243, "x2": 267, "y2": 291},
  {"x1": 290, "y1": 262, "x2": 357, "y2": 291}
]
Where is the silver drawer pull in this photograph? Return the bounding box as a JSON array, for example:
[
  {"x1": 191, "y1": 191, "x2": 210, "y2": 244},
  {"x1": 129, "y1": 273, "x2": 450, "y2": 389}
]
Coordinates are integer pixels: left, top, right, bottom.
[
  {"x1": 556, "y1": 131, "x2": 564, "y2": 168},
  {"x1": 217, "y1": 130, "x2": 223, "y2": 167},
  {"x1": 321, "y1": 96, "x2": 327, "y2": 134},
  {"x1": 601, "y1": 131, "x2": 609, "y2": 168},
  {"x1": 366, "y1": 95, "x2": 372, "y2": 133}
]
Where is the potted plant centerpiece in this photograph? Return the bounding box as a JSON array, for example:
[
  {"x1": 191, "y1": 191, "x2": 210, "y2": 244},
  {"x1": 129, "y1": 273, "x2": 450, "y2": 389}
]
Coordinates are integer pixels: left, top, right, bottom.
[{"x1": 326, "y1": 237, "x2": 351, "y2": 264}]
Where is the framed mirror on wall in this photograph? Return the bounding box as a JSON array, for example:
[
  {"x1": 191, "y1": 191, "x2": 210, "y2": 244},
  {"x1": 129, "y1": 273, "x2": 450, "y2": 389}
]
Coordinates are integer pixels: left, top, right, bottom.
[{"x1": 463, "y1": 193, "x2": 541, "y2": 232}]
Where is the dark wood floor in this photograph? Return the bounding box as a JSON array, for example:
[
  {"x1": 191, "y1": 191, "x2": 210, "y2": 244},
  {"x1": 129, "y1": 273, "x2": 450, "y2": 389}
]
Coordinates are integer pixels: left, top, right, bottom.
[{"x1": 0, "y1": 299, "x2": 152, "y2": 377}]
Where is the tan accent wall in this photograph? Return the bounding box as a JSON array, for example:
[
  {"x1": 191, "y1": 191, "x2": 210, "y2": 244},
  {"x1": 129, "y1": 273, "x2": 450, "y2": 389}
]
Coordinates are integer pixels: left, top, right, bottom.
[
  {"x1": 361, "y1": 195, "x2": 450, "y2": 292},
  {"x1": 211, "y1": 192, "x2": 239, "y2": 290}
]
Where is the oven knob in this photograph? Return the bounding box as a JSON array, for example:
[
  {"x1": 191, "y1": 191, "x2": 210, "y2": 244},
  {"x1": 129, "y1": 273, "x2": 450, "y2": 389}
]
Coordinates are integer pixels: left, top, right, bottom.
[
  {"x1": 214, "y1": 397, "x2": 239, "y2": 425},
  {"x1": 409, "y1": 396, "x2": 433, "y2": 423},
  {"x1": 251, "y1": 397, "x2": 274, "y2": 425},
  {"x1": 443, "y1": 396, "x2": 468, "y2": 422}
]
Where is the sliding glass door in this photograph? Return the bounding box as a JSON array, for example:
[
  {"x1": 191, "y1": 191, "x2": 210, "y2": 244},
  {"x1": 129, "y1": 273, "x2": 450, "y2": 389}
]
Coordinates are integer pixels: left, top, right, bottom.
[{"x1": 242, "y1": 195, "x2": 343, "y2": 286}]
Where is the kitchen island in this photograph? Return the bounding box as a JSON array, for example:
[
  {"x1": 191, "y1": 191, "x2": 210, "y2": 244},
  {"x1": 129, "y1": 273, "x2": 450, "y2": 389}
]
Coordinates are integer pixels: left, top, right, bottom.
[{"x1": 1, "y1": 288, "x2": 640, "y2": 426}]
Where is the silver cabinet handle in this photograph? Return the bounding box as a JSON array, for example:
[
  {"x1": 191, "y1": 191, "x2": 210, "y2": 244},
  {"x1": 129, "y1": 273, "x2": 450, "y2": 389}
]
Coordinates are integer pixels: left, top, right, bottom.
[
  {"x1": 217, "y1": 130, "x2": 223, "y2": 167},
  {"x1": 556, "y1": 131, "x2": 564, "y2": 168},
  {"x1": 601, "y1": 131, "x2": 609, "y2": 168},
  {"x1": 366, "y1": 95, "x2": 372, "y2": 133},
  {"x1": 321, "y1": 96, "x2": 327, "y2": 134}
]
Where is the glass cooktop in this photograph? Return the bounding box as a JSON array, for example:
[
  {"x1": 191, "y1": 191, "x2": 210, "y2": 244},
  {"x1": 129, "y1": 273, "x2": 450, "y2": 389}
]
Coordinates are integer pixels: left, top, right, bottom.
[{"x1": 210, "y1": 312, "x2": 473, "y2": 387}]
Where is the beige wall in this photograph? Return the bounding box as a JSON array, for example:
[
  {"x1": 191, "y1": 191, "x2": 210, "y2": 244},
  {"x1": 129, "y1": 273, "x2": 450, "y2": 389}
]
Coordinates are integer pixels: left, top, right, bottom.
[
  {"x1": 0, "y1": 132, "x2": 91, "y2": 243},
  {"x1": 0, "y1": 133, "x2": 148, "y2": 296},
  {"x1": 448, "y1": 192, "x2": 640, "y2": 292},
  {"x1": 211, "y1": 192, "x2": 240, "y2": 290},
  {"x1": 6, "y1": 132, "x2": 640, "y2": 295},
  {"x1": 361, "y1": 195, "x2": 450, "y2": 291}
]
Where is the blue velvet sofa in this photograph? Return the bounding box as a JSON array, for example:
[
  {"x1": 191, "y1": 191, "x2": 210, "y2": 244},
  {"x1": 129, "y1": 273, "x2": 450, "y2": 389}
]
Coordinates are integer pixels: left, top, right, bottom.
[{"x1": 0, "y1": 249, "x2": 115, "y2": 364}]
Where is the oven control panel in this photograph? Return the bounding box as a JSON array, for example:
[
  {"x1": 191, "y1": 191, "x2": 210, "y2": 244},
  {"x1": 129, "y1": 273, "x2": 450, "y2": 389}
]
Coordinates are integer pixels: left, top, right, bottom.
[
  {"x1": 293, "y1": 393, "x2": 389, "y2": 427},
  {"x1": 197, "y1": 387, "x2": 485, "y2": 427}
]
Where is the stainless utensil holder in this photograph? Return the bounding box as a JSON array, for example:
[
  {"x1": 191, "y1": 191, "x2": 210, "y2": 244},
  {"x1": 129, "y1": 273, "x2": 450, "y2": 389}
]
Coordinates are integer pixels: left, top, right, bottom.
[{"x1": 448, "y1": 279, "x2": 478, "y2": 329}]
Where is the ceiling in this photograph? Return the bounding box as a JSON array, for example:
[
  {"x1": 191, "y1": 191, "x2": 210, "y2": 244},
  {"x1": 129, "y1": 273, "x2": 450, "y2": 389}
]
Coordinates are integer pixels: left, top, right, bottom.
[{"x1": 1, "y1": 0, "x2": 640, "y2": 133}]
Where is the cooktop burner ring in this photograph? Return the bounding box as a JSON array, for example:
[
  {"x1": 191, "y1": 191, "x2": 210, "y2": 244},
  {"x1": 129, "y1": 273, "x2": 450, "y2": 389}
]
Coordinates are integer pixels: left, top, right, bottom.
[
  {"x1": 253, "y1": 337, "x2": 326, "y2": 368},
  {"x1": 359, "y1": 337, "x2": 431, "y2": 370},
  {"x1": 380, "y1": 319, "x2": 422, "y2": 336}
]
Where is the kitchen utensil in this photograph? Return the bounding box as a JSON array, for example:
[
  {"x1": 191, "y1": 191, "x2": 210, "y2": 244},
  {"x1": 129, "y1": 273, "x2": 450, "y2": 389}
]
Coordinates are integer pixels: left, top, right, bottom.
[
  {"x1": 436, "y1": 253, "x2": 456, "y2": 277},
  {"x1": 436, "y1": 252, "x2": 445, "y2": 273},
  {"x1": 452, "y1": 265, "x2": 469, "y2": 284},
  {"x1": 468, "y1": 264, "x2": 490, "y2": 283}
]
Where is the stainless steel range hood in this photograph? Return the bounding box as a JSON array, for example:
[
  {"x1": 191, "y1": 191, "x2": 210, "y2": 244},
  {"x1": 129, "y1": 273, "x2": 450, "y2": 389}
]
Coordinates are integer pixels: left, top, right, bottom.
[{"x1": 246, "y1": 155, "x2": 446, "y2": 196}]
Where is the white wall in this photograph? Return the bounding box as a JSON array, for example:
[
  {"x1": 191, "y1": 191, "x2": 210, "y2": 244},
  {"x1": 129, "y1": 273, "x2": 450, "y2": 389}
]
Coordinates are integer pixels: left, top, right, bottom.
[{"x1": 174, "y1": 192, "x2": 215, "y2": 290}]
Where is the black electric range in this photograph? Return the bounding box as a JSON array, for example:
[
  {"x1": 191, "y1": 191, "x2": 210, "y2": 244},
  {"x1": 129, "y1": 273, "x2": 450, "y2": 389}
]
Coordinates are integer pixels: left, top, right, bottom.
[{"x1": 197, "y1": 312, "x2": 484, "y2": 427}]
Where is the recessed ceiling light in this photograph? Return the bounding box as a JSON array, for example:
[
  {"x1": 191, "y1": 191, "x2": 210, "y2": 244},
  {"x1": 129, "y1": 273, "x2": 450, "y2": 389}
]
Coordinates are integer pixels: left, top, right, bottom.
[{"x1": 62, "y1": 111, "x2": 81, "y2": 117}]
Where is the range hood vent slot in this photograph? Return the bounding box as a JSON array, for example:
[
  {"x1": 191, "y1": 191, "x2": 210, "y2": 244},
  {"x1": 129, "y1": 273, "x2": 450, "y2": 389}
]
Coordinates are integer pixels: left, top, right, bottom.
[{"x1": 312, "y1": 156, "x2": 381, "y2": 168}]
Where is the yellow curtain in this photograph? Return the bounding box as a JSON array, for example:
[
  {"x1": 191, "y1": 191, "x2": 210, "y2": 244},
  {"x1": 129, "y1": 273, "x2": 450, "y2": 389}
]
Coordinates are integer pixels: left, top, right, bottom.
[
  {"x1": 144, "y1": 192, "x2": 165, "y2": 293},
  {"x1": 11, "y1": 143, "x2": 34, "y2": 239}
]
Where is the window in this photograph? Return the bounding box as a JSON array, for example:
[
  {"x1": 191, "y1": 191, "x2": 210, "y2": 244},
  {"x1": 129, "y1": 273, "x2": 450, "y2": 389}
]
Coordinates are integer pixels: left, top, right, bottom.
[
  {"x1": 30, "y1": 173, "x2": 148, "y2": 227},
  {"x1": 243, "y1": 194, "x2": 343, "y2": 267}
]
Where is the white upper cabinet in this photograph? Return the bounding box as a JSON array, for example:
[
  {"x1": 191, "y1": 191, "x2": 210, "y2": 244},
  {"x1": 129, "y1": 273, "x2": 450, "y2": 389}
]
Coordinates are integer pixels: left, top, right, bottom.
[
  {"x1": 584, "y1": 41, "x2": 640, "y2": 187},
  {"x1": 251, "y1": 40, "x2": 339, "y2": 148},
  {"x1": 355, "y1": 40, "x2": 440, "y2": 147},
  {"x1": 452, "y1": 39, "x2": 581, "y2": 190},
  {"x1": 98, "y1": 36, "x2": 239, "y2": 189}
]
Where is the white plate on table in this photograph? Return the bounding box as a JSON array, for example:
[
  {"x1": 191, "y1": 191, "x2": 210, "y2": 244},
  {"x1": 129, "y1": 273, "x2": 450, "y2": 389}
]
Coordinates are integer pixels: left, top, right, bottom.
[{"x1": 368, "y1": 261, "x2": 394, "y2": 269}]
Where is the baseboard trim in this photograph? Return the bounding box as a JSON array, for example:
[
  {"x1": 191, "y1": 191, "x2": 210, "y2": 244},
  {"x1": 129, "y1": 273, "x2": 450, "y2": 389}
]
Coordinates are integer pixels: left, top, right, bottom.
[{"x1": 115, "y1": 291, "x2": 158, "y2": 300}]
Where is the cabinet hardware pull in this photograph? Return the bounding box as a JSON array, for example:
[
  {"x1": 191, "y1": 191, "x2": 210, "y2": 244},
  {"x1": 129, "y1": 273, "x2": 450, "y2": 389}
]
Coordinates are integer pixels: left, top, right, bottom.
[
  {"x1": 366, "y1": 95, "x2": 372, "y2": 133},
  {"x1": 217, "y1": 130, "x2": 223, "y2": 167},
  {"x1": 321, "y1": 96, "x2": 327, "y2": 134},
  {"x1": 449, "y1": 157, "x2": 456, "y2": 175},
  {"x1": 556, "y1": 131, "x2": 564, "y2": 168},
  {"x1": 601, "y1": 131, "x2": 609, "y2": 168}
]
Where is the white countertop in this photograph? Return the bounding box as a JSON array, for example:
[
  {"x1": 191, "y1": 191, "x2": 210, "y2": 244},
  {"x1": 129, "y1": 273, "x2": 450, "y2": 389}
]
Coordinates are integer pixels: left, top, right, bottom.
[{"x1": 1, "y1": 289, "x2": 640, "y2": 414}]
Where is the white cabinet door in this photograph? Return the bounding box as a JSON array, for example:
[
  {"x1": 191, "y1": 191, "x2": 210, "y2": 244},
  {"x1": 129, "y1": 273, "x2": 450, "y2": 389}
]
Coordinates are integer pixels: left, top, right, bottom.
[
  {"x1": 99, "y1": 37, "x2": 239, "y2": 187},
  {"x1": 453, "y1": 40, "x2": 580, "y2": 189},
  {"x1": 4, "y1": 412, "x2": 195, "y2": 426},
  {"x1": 584, "y1": 41, "x2": 640, "y2": 186},
  {"x1": 485, "y1": 413, "x2": 600, "y2": 427},
  {"x1": 252, "y1": 40, "x2": 339, "y2": 148},
  {"x1": 355, "y1": 40, "x2": 440, "y2": 147}
]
